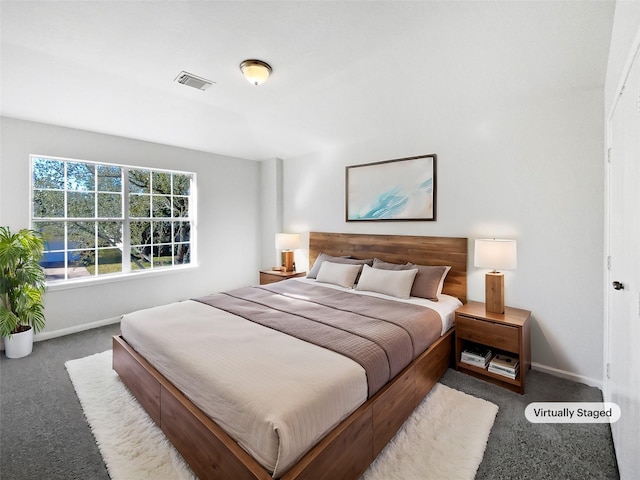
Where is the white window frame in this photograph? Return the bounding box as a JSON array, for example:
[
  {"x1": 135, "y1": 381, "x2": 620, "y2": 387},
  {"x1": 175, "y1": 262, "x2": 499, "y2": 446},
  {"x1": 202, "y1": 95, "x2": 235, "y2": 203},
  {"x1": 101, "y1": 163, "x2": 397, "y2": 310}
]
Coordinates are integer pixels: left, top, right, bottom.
[{"x1": 30, "y1": 154, "x2": 197, "y2": 287}]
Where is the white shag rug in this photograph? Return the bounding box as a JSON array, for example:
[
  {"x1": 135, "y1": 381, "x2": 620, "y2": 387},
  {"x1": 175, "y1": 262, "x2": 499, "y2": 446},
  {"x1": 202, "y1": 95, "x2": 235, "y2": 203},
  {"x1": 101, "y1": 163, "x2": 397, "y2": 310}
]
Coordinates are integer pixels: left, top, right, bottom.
[{"x1": 66, "y1": 350, "x2": 498, "y2": 480}]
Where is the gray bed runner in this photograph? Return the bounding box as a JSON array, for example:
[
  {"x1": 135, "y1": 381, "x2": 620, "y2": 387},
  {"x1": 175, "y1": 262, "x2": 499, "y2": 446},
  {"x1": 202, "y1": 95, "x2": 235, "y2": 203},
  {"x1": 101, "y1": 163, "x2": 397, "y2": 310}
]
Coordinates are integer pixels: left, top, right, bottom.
[{"x1": 195, "y1": 281, "x2": 441, "y2": 396}]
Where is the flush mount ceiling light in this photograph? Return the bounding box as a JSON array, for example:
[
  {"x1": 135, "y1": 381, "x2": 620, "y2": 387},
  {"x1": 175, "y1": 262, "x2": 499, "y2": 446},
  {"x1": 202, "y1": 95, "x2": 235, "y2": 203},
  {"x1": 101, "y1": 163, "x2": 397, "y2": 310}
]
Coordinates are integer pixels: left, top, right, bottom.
[{"x1": 239, "y1": 59, "x2": 272, "y2": 86}]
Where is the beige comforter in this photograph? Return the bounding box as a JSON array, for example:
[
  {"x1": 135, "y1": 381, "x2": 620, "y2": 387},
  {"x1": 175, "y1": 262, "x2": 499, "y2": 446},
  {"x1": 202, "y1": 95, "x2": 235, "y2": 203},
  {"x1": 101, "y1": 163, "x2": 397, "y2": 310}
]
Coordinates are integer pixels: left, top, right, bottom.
[
  {"x1": 195, "y1": 281, "x2": 443, "y2": 396},
  {"x1": 120, "y1": 280, "x2": 452, "y2": 476}
]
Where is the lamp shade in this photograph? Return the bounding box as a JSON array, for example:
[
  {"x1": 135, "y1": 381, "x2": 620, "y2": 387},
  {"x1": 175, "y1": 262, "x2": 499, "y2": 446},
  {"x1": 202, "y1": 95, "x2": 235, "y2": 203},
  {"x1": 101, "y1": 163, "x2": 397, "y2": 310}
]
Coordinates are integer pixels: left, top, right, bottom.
[
  {"x1": 474, "y1": 239, "x2": 517, "y2": 271},
  {"x1": 275, "y1": 233, "x2": 300, "y2": 251},
  {"x1": 240, "y1": 59, "x2": 272, "y2": 86}
]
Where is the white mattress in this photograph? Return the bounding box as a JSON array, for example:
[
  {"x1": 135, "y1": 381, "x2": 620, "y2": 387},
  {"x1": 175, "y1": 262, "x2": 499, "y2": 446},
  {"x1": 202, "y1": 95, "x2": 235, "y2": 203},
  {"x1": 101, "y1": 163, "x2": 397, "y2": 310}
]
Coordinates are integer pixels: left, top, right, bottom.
[
  {"x1": 293, "y1": 277, "x2": 461, "y2": 335},
  {"x1": 119, "y1": 280, "x2": 461, "y2": 476}
]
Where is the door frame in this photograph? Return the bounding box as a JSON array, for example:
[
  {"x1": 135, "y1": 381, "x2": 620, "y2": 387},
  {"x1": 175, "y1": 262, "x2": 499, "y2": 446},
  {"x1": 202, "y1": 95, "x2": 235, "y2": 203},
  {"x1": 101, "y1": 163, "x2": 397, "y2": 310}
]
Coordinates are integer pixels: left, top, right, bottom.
[{"x1": 604, "y1": 30, "x2": 640, "y2": 403}]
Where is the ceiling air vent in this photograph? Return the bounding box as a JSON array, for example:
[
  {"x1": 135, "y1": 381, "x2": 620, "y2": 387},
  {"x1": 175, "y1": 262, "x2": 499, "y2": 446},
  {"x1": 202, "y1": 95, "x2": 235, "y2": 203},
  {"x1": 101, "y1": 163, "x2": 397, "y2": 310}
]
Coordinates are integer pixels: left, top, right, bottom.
[{"x1": 174, "y1": 71, "x2": 214, "y2": 91}]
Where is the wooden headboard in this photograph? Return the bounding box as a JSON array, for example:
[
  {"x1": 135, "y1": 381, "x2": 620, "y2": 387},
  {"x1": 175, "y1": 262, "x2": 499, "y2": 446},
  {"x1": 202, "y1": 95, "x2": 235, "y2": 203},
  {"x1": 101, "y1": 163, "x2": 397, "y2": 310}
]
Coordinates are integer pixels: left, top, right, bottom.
[{"x1": 308, "y1": 232, "x2": 467, "y2": 303}]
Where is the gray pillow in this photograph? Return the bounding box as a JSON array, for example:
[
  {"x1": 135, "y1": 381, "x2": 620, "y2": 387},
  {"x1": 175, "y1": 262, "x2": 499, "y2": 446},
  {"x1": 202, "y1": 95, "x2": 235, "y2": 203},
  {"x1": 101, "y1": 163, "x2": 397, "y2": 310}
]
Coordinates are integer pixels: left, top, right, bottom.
[
  {"x1": 372, "y1": 258, "x2": 412, "y2": 271},
  {"x1": 407, "y1": 264, "x2": 451, "y2": 301},
  {"x1": 307, "y1": 253, "x2": 373, "y2": 279}
]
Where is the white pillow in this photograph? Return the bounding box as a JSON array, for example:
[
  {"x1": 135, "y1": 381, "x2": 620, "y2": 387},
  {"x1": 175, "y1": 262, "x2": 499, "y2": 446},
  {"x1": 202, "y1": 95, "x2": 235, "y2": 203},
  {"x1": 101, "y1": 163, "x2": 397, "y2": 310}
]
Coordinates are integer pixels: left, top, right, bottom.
[
  {"x1": 437, "y1": 266, "x2": 452, "y2": 295},
  {"x1": 355, "y1": 264, "x2": 418, "y2": 299},
  {"x1": 315, "y1": 261, "x2": 362, "y2": 288}
]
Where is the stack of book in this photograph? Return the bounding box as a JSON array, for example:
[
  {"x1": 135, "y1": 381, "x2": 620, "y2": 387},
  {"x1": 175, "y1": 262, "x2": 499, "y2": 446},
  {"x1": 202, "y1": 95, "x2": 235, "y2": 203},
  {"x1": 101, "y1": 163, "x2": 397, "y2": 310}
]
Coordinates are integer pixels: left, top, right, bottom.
[
  {"x1": 488, "y1": 353, "x2": 520, "y2": 379},
  {"x1": 460, "y1": 345, "x2": 492, "y2": 368}
]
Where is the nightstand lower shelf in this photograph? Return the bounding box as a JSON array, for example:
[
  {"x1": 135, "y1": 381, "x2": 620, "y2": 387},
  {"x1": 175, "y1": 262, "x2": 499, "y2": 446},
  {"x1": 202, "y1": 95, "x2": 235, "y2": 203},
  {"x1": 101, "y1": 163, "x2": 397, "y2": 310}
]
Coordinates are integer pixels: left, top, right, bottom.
[{"x1": 456, "y1": 360, "x2": 523, "y2": 393}]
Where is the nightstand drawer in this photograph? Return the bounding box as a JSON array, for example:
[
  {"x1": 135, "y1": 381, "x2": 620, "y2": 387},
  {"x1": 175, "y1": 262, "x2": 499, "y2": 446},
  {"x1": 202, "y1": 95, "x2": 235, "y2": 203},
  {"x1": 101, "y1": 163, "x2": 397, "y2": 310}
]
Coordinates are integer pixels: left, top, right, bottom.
[
  {"x1": 259, "y1": 270, "x2": 306, "y2": 285},
  {"x1": 260, "y1": 272, "x2": 281, "y2": 285},
  {"x1": 456, "y1": 315, "x2": 519, "y2": 352}
]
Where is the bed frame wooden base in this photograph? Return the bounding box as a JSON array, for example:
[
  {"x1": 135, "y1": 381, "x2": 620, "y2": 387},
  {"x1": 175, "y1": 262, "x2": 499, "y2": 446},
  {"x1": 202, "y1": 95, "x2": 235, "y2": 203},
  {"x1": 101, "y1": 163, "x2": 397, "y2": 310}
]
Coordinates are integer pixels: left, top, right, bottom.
[
  {"x1": 112, "y1": 232, "x2": 467, "y2": 479},
  {"x1": 113, "y1": 329, "x2": 453, "y2": 480}
]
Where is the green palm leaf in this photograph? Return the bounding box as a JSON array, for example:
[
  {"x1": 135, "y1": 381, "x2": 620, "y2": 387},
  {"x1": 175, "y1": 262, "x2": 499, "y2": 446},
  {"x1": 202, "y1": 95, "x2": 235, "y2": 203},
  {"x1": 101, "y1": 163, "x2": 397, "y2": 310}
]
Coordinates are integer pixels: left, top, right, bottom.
[{"x1": 0, "y1": 226, "x2": 46, "y2": 337}]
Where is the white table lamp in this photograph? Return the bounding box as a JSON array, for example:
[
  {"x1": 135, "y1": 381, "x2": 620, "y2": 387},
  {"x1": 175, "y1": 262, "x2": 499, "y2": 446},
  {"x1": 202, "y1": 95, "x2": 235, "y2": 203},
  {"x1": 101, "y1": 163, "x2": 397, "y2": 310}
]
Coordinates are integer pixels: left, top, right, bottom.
[{"x1": 275, "y1": 233, "x2": 300, "y2": 272}]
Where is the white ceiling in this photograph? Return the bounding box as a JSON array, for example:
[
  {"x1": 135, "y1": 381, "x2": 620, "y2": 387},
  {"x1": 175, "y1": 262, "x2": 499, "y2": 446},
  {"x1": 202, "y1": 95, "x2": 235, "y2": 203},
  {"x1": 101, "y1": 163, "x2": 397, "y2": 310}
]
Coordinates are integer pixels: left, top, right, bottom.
[{"x1": 1, "y1": 1, "x2": 614, "y2": 161}]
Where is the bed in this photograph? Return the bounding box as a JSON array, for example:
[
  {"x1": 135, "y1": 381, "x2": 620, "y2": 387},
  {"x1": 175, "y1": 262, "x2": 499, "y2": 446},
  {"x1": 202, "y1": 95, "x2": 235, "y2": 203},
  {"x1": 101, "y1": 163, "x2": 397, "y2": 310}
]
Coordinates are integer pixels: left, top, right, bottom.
[{"x1": 113, "y1": 232, "x2": 467, "y2": 479}]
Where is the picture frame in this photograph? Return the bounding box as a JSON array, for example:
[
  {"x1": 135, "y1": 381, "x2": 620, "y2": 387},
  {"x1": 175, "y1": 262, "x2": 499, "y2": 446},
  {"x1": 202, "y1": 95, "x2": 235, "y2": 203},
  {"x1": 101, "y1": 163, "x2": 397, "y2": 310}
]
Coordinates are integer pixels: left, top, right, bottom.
[{"x1": 345, "y1": 154, "x2": 437, "y2": 221}]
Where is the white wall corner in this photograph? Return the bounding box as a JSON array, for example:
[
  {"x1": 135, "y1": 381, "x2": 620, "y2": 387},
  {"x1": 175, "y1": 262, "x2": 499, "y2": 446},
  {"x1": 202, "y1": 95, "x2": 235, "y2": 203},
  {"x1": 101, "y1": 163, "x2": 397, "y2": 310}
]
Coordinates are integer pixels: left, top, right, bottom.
[{"x1": 531, "y1": 362, "x2": 603, "y2": 391}]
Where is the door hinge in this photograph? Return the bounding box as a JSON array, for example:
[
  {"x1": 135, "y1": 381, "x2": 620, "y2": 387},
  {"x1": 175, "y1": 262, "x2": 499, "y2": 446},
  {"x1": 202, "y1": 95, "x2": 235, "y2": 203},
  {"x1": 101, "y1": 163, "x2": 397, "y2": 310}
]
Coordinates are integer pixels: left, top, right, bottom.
[
  {"x1": 607, "y1": 256, "x2": 611, "y2": 271},
  {"x1": 607, "y1": 148, "x2": 612, "y2": 163},
  {"x1": 606, "y1": 363, "x2": 611, "y2": 379}
]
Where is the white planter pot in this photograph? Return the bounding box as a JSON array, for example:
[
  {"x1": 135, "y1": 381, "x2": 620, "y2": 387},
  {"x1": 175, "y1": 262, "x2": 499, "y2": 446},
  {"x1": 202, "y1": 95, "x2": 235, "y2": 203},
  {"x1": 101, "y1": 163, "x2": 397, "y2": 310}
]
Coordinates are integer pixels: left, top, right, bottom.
[{"x1": 4, "y1": 327, "x2": 34, "y2": 359}]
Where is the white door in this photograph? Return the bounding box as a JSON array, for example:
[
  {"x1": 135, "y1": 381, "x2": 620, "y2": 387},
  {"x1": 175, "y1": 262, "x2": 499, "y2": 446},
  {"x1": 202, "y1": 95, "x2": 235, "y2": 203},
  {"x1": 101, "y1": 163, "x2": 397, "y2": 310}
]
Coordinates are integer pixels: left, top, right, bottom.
[{"x1": 605, "y1": 45, "x2": 640, "y2": 480}]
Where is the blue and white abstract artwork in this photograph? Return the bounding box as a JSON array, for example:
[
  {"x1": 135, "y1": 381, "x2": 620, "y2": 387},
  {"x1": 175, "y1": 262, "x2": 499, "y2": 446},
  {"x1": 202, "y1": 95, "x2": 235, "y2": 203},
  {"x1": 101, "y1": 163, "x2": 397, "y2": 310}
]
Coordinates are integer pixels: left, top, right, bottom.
[{"x1": 346, "y1": 155, "x2": 436, "y2": 221}]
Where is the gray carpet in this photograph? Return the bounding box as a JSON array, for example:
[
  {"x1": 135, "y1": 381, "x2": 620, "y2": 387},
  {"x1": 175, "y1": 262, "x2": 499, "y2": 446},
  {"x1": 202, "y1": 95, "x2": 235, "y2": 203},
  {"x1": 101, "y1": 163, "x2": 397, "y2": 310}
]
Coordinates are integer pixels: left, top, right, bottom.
[
  {"x1": 1, "y1": 324, "x2": 619, "y2": 480},
  {"x1": 440, "y1": 369, "x2": 619, "y2": 480}
]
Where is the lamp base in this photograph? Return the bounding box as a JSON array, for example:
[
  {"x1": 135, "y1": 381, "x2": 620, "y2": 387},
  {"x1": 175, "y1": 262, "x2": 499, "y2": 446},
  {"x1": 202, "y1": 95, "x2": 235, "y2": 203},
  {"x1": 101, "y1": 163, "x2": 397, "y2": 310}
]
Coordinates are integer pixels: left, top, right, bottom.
[
  {"x1": 281, "y1": 250, "x2": 295, "y2": 272},
  {"x1": 485, "y1": 272, "x2": 505, "y2": 314}
]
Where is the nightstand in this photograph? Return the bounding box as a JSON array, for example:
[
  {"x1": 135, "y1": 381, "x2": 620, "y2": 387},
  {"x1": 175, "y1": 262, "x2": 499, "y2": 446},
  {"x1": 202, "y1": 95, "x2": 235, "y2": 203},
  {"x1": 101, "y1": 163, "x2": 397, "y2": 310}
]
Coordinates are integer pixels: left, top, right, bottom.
[
  {"x1": 259, "y1": 270, "x2": 306, "y2": 285},
  {"x1": 455, "y1": 301, "x2": 531, "y2": 394}
]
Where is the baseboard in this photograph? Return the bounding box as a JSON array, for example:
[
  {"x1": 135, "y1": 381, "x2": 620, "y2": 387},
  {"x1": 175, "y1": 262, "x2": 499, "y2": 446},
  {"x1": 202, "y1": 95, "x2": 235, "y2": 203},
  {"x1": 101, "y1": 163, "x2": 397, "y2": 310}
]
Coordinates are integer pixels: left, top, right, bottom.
[
  {"x1": 1, "y1": 316, "x2": 121, "y2": 351},
  {"x1": 531, "y1": 362, "x2": 602, "y2": 391},
  {"x1": 5, "y1": 320, "x2": 606, "y2": 392},
  {"x1": 34, "y1": 316, "x2": 121, "y2": 342}
]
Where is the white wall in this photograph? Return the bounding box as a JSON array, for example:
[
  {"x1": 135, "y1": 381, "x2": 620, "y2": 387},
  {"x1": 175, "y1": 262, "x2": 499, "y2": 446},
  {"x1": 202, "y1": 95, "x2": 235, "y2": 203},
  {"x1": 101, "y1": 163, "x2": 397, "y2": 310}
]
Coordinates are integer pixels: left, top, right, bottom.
[
  {"x1": 282, "y1": 87, "x2": 605, "y2": 386},
  {"x1": 0, "y1": 117, "x2": 260, "y2": 338},
  {"x1": 259, "y1": 158, "x2": 284, "y2": 269}
]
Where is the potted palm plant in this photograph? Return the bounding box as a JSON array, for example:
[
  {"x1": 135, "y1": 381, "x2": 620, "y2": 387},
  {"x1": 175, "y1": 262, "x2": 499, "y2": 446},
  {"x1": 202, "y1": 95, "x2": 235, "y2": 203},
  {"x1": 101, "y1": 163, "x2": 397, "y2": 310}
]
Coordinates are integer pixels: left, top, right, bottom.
[{"x1": 0, "y1": 226, "x2": 46, "y2": 358}]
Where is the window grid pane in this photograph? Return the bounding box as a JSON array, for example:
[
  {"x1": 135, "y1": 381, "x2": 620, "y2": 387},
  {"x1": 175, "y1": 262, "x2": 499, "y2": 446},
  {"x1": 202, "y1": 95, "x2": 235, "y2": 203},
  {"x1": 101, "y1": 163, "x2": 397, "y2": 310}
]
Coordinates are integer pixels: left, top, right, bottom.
[{"x1": 31, "y1": 155, "x2": 195, "y2": 283}]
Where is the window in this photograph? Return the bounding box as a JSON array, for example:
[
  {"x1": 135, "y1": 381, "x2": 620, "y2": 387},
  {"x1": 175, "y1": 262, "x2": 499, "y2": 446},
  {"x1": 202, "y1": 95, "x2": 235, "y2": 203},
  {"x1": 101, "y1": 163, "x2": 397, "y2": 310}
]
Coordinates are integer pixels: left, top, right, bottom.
[{"x1": 31, "y1": 155, "x2": 196, "y2": 283}]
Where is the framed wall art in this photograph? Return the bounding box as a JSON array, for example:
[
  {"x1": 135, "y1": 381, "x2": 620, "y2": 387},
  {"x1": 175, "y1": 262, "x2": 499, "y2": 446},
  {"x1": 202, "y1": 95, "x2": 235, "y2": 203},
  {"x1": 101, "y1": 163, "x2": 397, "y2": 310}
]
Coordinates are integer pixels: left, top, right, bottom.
[{"x1": 346, "y1": 154, "x2": 437, "y2": 221}]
